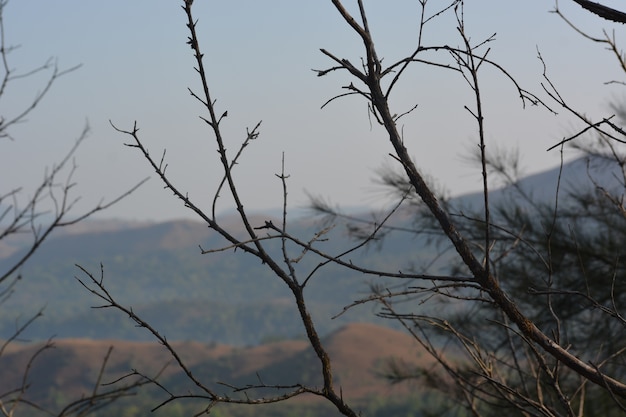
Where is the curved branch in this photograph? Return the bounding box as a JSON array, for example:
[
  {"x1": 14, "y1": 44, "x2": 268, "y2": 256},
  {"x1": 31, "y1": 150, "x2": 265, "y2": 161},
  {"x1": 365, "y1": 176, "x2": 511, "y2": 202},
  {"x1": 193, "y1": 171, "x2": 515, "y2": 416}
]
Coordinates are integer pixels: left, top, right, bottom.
[
  {"x1": 330, "y1": 0, "x2": 626, "y2": 398},
  {"x1": 571, "y1": 0, "x2": 626, "y2": 24}
]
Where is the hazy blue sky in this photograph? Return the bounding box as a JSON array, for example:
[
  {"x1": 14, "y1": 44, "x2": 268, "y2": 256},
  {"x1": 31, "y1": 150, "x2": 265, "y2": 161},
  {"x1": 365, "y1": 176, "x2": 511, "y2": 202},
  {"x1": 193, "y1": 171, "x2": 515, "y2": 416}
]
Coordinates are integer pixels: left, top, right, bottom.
[{"x1": 4, "y1": 1, "x2": 626, "y2": 221}]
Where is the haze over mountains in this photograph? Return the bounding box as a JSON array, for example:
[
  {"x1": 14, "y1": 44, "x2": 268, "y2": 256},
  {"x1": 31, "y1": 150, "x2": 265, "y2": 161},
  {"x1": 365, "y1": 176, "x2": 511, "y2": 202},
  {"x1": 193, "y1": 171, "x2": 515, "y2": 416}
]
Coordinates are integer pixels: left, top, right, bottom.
[
  {"x1": 0, "y1": 155, "x2": 619, "y2": 345},
  {"x1": 0, "y1": 213, "x2": 415, "y2": 344}
]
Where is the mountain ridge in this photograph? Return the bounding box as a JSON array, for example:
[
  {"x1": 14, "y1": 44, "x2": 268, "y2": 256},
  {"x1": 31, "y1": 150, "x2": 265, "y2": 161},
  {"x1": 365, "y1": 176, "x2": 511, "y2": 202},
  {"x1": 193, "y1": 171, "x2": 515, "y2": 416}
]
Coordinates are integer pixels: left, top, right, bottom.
[
  {"x1": 0, "y1": 322, "x2": 425, "y2": 411},
  {"x1": 1, "y1": 155, "x2": 618, "y2": 344}
]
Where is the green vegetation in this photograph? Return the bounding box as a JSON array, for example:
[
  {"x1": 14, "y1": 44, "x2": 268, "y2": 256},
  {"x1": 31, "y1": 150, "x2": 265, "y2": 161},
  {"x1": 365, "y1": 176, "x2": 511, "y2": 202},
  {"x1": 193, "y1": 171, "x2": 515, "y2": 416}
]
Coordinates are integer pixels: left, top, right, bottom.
[{"x1": 0, "y1": 216, "x2": 429, "y2": 344}]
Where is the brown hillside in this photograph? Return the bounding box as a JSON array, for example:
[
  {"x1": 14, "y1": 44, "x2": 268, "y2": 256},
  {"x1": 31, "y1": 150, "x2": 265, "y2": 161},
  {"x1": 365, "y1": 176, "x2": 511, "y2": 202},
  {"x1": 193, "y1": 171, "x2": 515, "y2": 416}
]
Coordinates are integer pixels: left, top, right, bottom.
[
  {"x1": 186, "y1": 323, "x2": 428, "y2": 403},
  {"x1": 248, "y1": 322, "x2": 426, "y2": 401},
  {"x1": 324, "y1": 322, "x2": 426, "y2": 397},
  {"x1": 0, "y1": 338, "x2": 232, "y2": 402},
  {"x1": 0, "y1": 323, "x2": 427, "y2": 407}
]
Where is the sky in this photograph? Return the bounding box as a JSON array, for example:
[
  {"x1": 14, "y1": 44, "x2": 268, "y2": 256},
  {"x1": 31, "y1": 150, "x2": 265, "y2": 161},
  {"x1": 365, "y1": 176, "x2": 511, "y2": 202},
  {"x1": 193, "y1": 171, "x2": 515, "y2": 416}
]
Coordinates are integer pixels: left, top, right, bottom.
[{"x1": 3, "y1": 0, "x2": 626, "y2": 222}]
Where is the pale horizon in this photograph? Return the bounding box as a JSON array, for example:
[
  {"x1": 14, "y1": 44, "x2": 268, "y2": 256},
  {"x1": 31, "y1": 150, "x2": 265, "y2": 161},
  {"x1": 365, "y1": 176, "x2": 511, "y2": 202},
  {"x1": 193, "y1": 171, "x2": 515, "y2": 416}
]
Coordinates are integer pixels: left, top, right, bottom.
[{"x1": 4, "y1": 1, "x2": 623, "y2": 222}]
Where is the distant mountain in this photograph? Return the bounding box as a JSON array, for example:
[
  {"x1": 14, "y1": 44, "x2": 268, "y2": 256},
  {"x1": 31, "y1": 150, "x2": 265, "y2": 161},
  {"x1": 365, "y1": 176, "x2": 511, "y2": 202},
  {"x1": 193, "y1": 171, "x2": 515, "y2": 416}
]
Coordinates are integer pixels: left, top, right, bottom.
[
  {"x1": 449, "y1": 154, "x2": 624, "y2": 211},
  {"x1": 0, "y1": 323, "x2": 426, "y2": 415},
  {"x1": 0, "y1": 155, "x2": 619, "y2": 345},
  {"x1": 0, "y1": 213, "x2": 416, "y2": 344},
  {"x1": 0, "y1": 218, "x2": 155, "y2": 260}
]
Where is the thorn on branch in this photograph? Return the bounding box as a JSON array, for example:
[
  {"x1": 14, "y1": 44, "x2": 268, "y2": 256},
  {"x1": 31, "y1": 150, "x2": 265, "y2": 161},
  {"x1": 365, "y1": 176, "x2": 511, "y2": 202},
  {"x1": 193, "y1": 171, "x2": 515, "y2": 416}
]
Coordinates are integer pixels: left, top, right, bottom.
[
  {"x1": 200, "y1": 116, "x2": 213, "y2": 127},
  {"x1": 254, "y1": 220, "x2": 275, "y2": 230}
]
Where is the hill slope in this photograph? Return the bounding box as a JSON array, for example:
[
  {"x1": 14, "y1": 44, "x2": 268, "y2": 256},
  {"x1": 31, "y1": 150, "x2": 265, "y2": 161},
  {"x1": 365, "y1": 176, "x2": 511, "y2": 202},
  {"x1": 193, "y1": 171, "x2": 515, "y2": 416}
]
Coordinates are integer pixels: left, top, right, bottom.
[
  {"x1": 0, "y1": 323, "x2": 426, "y2": 414},
  {"x1": 1, "y1": 155, "x2": 619, "y2": 344},
  {"x1": 0, "y1": 213, "x2": 427, "y2": 344}
]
